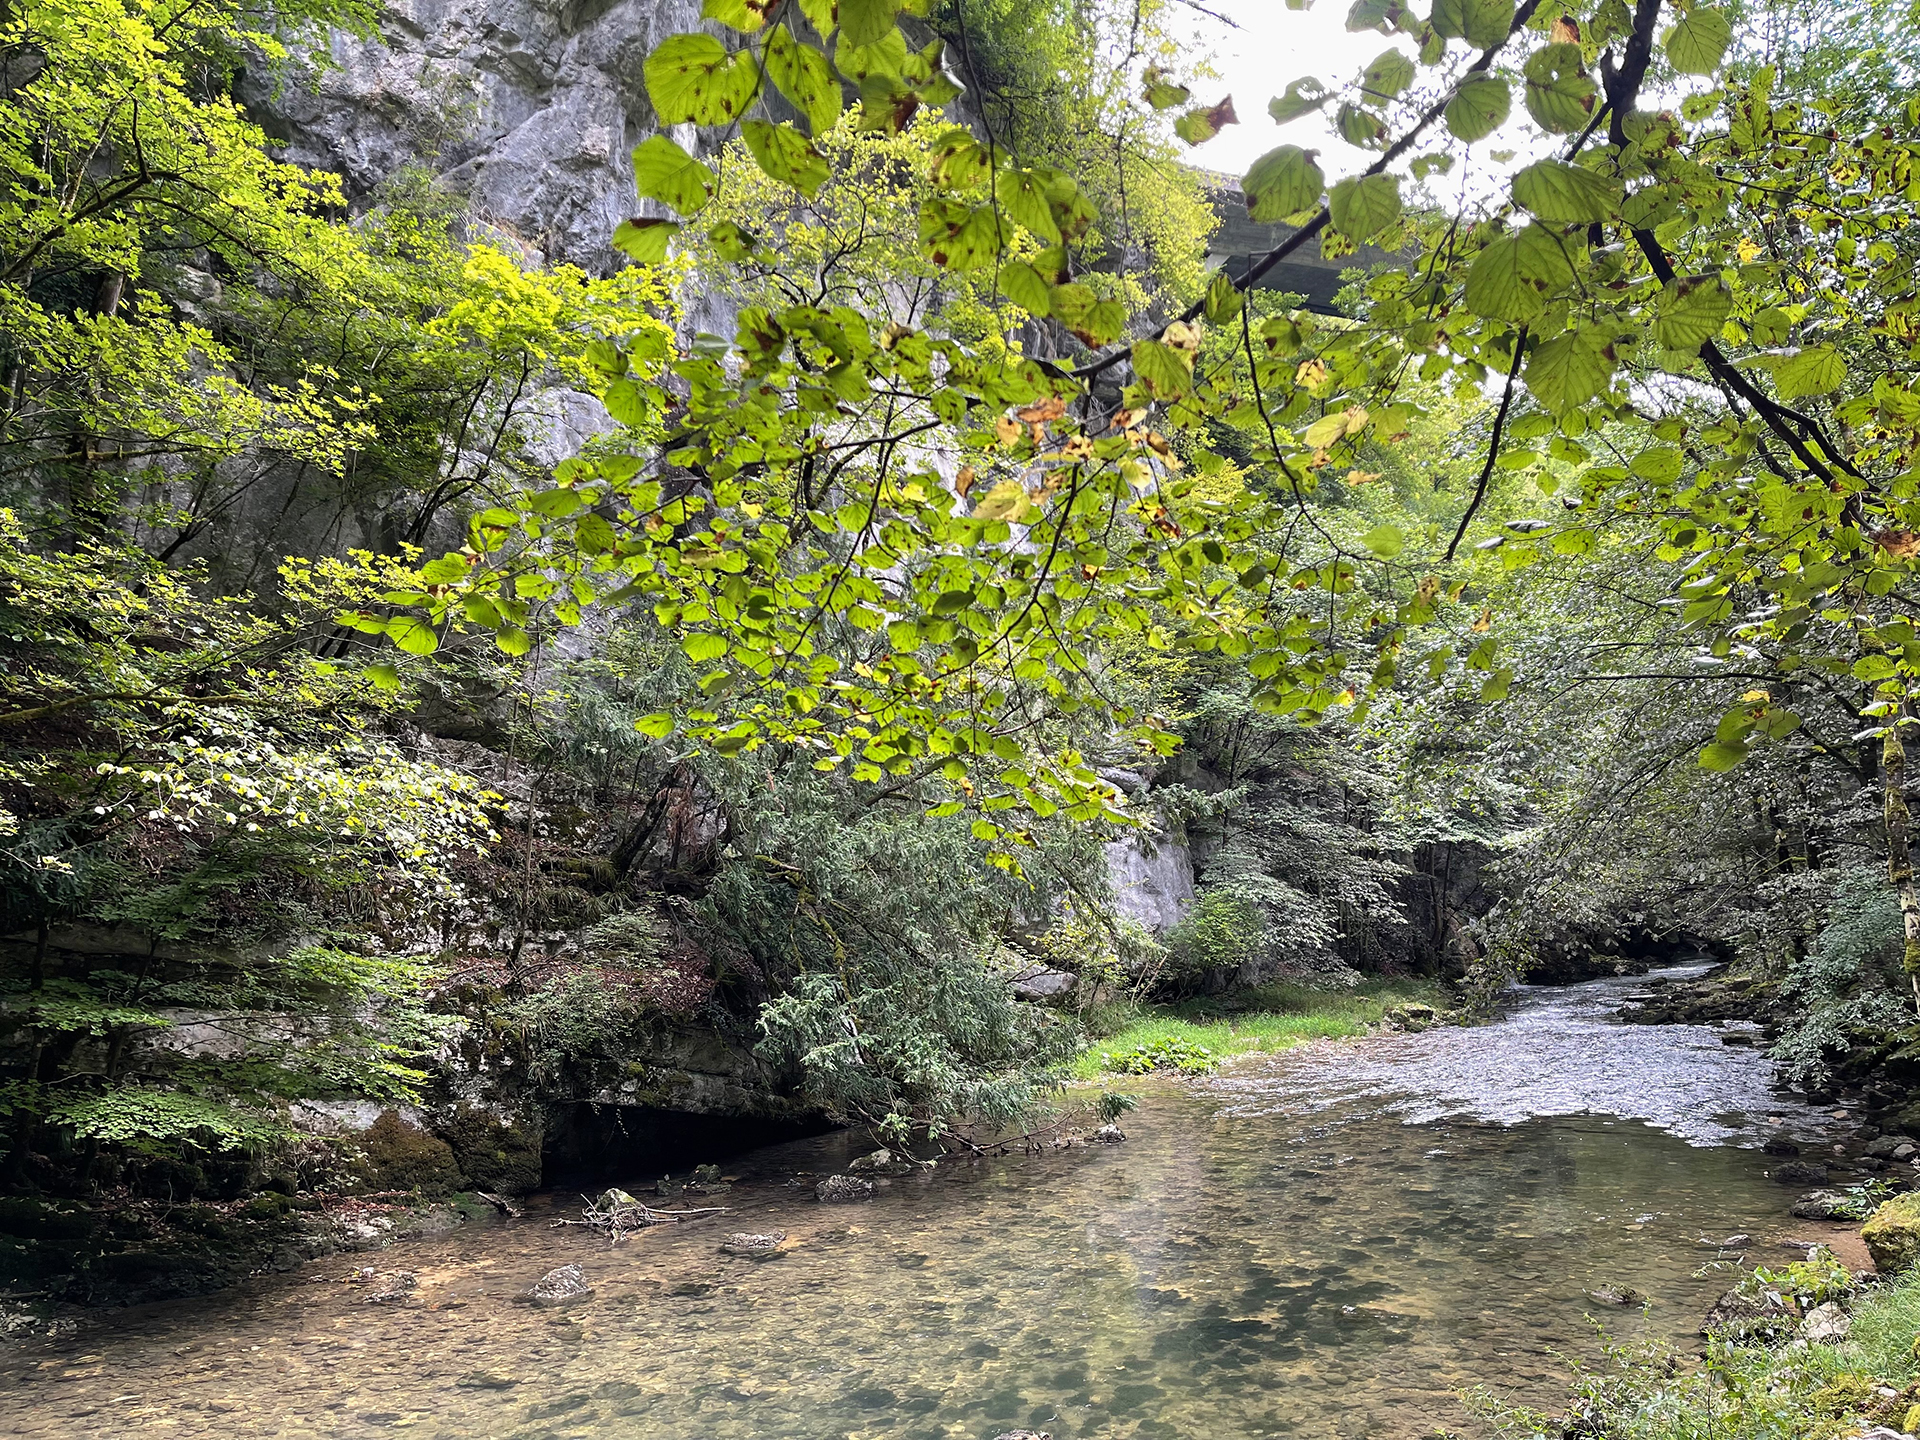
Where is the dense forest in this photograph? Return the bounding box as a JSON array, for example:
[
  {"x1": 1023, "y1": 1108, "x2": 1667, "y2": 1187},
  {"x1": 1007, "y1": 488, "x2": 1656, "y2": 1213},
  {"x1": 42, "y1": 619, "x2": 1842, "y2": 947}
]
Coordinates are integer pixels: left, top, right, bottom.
[{"x1": 2, "y1": 0, "x2": 1919, "y2": 1325}]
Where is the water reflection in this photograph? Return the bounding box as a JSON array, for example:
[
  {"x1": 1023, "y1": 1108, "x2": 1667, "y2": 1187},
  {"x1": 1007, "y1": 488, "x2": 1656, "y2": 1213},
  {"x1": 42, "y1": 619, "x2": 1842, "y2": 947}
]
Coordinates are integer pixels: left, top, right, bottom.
[{"x1": 0, "y1": 971, "x2": 1833, "y2": 1440}]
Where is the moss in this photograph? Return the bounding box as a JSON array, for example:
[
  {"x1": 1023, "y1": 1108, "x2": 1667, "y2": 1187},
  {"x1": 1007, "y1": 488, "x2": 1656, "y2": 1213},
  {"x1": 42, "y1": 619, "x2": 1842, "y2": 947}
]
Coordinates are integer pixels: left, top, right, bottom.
[
  {"x1": 435, "y1": 1105, "x2": 542, "y2": 1195},
  {"x1": 1863, "y1": 1193, "x2": 1920, "y2": 1273},
  {"x1": 351, "y1": 1110, "x2": 462, "y2": 1195}
]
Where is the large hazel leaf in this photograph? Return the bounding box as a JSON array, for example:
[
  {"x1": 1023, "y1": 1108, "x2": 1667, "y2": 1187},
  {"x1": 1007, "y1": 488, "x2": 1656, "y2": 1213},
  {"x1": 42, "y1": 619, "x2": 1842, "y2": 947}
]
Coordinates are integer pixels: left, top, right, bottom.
[
  {"x1": 1361, "y1": 48, "x2": 1415, "y2": 100},
  {"x1": 1510, "y1": 159, "x2": 1621, "y2": 223},
  {"x1": 630, "y1": 136, "x2": 715, "y2": 215},
  {"x1": 1523, "y1": 44, "x2": 1597, "y2": 132},
  {"x1": 1244, "y1": 145, "x2": 1325, "y2": 221},
  {"x1": 917, "y1": 199, "x2": 1003, "y2": 270},
  {"x1": 1329, "y1": 173, "x2": 1402, "y2": 240},
  {"x1": 1269, "y1": 77, "x2": 1332, "y2": 124},
  {"x1": 1430, "y1": 0, "x2": 1515, "y2": 49},
  {"x1": 1652, "y1": 275, "x2": 1733, "y2": 350},
  {"x1": 1525, "y1": 326, "x2": 1614, "y2": 414},
  {"x1": 742, "y1": 120, "x2": 830, "y2": 196},
  {"x1": 1664, "y1": 8, "x2": 1733, "y2": 74},
  {"x1": 838, "y1": 0, "x2": 897, "y2": 47},
  {"x1": 1445, "y1": 75, "x2": 1510, "y2": 140},
  {"x1": 701, "y1": 0, "x2": 776, "y2": 30},
  {"x1": 646, "y1": 33, "x2": 762, "y2": 124},
  {"x1": 613, "y1": 216, "x2": 680, "y2": 264},
  {"x1": 1464, "y1": 232, "x2": 1544, "y2": 322},
  {"x1": 1773, "y1": 345, "x2": 1846, "y2": 398},
  {"x1": 765, "y1": 27, "x2": 840, "y2": 134}
]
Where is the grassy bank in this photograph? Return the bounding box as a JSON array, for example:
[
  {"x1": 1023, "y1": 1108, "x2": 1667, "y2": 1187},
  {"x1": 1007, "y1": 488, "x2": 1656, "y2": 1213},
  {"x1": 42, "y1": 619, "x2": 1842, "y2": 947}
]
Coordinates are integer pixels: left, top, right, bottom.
[
  {"x1": 1067, "y1": 978, "x2": 1448, "y2": 1082},
  {"x1": 1472, "y1": 1253, "x2": 1920, "y2": 1438}
]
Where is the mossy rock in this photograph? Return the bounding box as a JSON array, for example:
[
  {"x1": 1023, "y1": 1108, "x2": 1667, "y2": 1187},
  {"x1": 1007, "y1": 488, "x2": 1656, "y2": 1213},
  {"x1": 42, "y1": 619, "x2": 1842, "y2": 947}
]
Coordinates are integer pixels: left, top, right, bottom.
[
  {"x1": 435, "y1": 1105, "x2": 542, "y2": 1195},
  {"x1": 351, "y1": 1110, "x2": 462, "y2": 1195},
  {"x1": 1862, "y1": 1192, "x2": 1920, "y2": 1273}
]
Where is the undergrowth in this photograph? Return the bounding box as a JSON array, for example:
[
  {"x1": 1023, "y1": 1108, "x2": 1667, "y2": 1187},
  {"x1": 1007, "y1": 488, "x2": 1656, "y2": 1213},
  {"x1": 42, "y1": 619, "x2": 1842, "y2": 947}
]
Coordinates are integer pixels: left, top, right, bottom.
[
  {"x1": 1467, "y1": 1256, "x2": 1920, "y2": 1439},
  {"x1": 1066, "y1": 978, "x2": 1446, "y2": 1082}
]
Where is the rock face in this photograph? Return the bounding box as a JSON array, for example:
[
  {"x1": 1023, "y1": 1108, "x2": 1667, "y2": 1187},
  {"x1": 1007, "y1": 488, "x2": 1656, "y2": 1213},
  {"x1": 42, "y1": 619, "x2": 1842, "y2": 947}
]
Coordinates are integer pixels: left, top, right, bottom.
[
  {"x1": 525, "y1": 1263, "x2": 594, "y2": 1307},
  {"x1": 242, "y1": 0, "x2": 708, "y2": 273},
  {"x1": 1863, "y1": 1193, "x2": 1920, "y2": 1273},
  {"x1": 1103, "y1": 824, "x2": 1195, "y2": 935}
]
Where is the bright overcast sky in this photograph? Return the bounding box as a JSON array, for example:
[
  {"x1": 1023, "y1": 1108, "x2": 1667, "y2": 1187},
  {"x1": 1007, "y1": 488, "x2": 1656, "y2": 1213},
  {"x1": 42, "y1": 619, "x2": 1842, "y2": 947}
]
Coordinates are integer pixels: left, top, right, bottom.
[{"x1": 1172, "y1": 1, "x2": 1397, "y2": 180}]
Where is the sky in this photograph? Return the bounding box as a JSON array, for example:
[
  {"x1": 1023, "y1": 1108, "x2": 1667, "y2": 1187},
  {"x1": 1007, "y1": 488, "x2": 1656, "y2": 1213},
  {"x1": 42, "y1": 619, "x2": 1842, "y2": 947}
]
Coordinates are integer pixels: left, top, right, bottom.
[{"x1": 1169, "y1": 0, "x2": 1404, "y2": 181}]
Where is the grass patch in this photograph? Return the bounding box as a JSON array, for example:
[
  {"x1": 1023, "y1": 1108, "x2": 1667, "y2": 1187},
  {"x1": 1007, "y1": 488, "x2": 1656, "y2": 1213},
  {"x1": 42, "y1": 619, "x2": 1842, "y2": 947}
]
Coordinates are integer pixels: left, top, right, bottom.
[{"x1": 1066, "y1": 977, "x2": 1447, "y2": 1081}]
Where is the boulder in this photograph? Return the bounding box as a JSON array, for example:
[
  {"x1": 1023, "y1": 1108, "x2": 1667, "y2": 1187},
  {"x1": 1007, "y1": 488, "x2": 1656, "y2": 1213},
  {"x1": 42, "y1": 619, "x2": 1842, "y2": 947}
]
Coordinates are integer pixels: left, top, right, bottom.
[
  {"x1": 1091, "y1": 1124, "x2": 1127, "y2": 1144},
  {"x1": 815, "y1": 1175, "x2": 875, "y2": 1204},
  {"x1": 719, "y1": 1232, "x2": 787, "y2": 1259},
  {"x1": 1864, "y1": 1193, "x2": 1920, "y2": 1273},
  {"x1": 1769, "y1": 1161, "x2": 1830, "y2": 1187},
  {"x1": 364, "y1": 1271, "x2": 417, "y2": 1304},
  {"x1": 350, "y1": 1110, "x2": 461, "y2": 1195},
  {"x1": 1698, "y1": 1234, "x2": 1752, "y2": 1248},
  {"x1": 1802, "y1": 1300, "x2": 1852, "y2": 1344},
  {"x1": 1761, "y1": 1134, "x2": 1802, "y2": 1156},
  {"x1": 1384, "y1": 1003, "x2": 1438, "y2": 1033},
  {"x1": 436, "y1": 1106, "x2": 542, "y2": 1195},
  {"x1": 1010, "y1": 965, "x2": 1077, "y2": 1002},
  {"x1": 1792, "y1": 1191, "x2": 1852, "y2": 1221},
  {"x1": 1700, "y1": 1285, "x2": 1799, "y2": 1341},
  {"x1": 525, "y1": 1264, "x2": 594, "y2": 1308},
  {"x1": 848, "y1": 1148, "x2": 898, "y2": 1175}
]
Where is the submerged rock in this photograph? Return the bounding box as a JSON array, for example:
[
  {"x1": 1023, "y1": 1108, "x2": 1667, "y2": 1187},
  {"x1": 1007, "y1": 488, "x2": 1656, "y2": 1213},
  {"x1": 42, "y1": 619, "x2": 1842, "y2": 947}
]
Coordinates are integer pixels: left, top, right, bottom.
[
  {"x1": 524, "y1": 1264, "x2": 594, "y2": 1308},
  {"x1": 1863, "y1": 1193, "x2": 1920, "y2": 1273},
  {"x1": 1583, "y1": 1284, "x2": 1646, "y2": 1306},
  {"x1": 1697, "y1": 1234, "x2": 1752, "y2": 1248},
  {"x1": 816, "y1": 1175, "x2": 875, "y2": 1204},
  {"x1": 1768, "y1": 1161, "x2": 1830, "y2": 1187},
  {"x1": 364, "y1": 1270, "x2": 417, "y2": 1304},
  {"x1": 1384, "y1": 1003, "x2": 1438, "y2": 1033},
  {"x1": 991, "y1": 1432, "x2": 1053, "y2": 1440},
  {"x1": 1091, "y1": 1124, "x2": 1127, "y2": 1144},
  {"x1": 720, "y1": 1232, "x2": 787, "y2": 1259}
]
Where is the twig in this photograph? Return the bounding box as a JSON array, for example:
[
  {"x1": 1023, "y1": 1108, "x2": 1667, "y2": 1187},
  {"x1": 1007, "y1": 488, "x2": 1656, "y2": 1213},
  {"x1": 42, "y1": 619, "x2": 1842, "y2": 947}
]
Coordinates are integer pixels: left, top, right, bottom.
[{"x1": 1445, "y1": 325, "x2": 1528, "y2": 561}]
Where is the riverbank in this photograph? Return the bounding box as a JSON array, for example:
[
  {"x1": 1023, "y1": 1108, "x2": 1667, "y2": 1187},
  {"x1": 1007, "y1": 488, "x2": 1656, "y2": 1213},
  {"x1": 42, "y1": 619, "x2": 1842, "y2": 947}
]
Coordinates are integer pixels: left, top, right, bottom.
[
  {"x1": 1473, "y1": 1248, "x2": 1920, "y2": 1438},
  {"x1": 1068, "y1": 978, "x2": 1451, "y2": 1081}
]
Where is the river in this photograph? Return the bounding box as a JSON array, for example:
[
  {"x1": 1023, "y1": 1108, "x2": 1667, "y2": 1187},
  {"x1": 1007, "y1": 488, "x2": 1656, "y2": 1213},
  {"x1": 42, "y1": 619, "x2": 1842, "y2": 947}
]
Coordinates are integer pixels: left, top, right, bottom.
[{"x1": 0, "y1": 968, "x2": 1851, "y2": 1439}]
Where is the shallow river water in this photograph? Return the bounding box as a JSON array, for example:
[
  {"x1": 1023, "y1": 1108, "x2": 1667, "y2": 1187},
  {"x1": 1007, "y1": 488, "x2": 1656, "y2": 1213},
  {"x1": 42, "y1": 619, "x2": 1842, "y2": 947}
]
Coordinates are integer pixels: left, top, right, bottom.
[{"x1": 0, "y1": 970, "x2": 1853, "y2": 1439}]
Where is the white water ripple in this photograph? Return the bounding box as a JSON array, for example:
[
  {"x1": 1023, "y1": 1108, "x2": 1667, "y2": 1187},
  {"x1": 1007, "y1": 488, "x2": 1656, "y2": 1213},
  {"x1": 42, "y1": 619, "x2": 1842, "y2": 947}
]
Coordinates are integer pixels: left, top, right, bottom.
[{"x1": 1208, "y1": 966, "x2": 1836, "y2": 1148}]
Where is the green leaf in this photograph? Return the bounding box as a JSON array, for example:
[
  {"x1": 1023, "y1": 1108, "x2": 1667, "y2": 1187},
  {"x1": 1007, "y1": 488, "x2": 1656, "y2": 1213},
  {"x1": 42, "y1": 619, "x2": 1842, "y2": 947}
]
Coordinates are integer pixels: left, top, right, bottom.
[
  {"x1": 1361, "y1": 524, "x2": 1405, "y2": 558},
  {"x1": 635, "y1": 712, "x2": 676, "y2": 738},
  {"x1": 1664, "y1": 8, "x2": 1733, "y2": 74},
  {"x1": 917, "y1": 200, "x2": 1004, "y2": 271},
  {"x1": 710, "y1": 221, "x2": 758, "y2": 261},
  {"x1": 613, "y1": 217, "x2": 679, "y2": 265},
  {"x1": 1243, "y1": 145, "x2": 1325, "y2": 222},
  {"x1": 387, "y1": 617, "x2": 439, "y2": 656},
  {"x1": 630, "y1": 136, "x2": 715, "y2": 215},
  {"x1": 1463, "y1": 232, "x2": 1544, "y2": 323},
  {"x1": 839, "y1": 0, "x2": 897, "y2": 45},
  {"x1": 1268, "y1": 77, "x2": 1331, "y2": 124},
  {"x1": 797, "y1": 0, "x2": 837, "y2": 35},
  {"x1": 684, "y1": 633, "x2": 729, "y2": 662},
  {"x1": 999, "y1": 261, "x2": 1052, "y2": 315},
  {"x1": 1698, "y1": 740, "x2": 1750, "y2": 771},
  {"x1": 929, "y1": 131, "x2": 989, "y2": 190},
  {"x1": 1522, "y1": 44, "x2": 1597, "y2": 133},
  {"x1": 645, "y1": 33, "x2": 762, "y2": 125},
  {"x1": 1203, "y1": 268, "x2": 1244, "y2": 325},
  {"x1": 1051, "y1": 283, "x2": 1125, "y2": 346},
  {"x1": 1329, "y1": 173, "x2": 1402, "y2": 241},
  {"x1": 1131, "y1": 339, "x2": 1194, "y2": 400},
  {"x1": 1652, "y1": 275, "x2": 1733, "y2": 350},
  {"x1": 994, "y1": 169, "x2": 1062, "y2": 242},
  {"x1": 765, "y1": 27, "x2": 841, "y2": 134},
  {"x1": 364, "y1": 663, "x2": 401, "y2": 690},
  {"x1": 1774, "y1": 345, "x2": 1846, "y2": 399},
  {"x1": 1143, "y1": 65, "x2": 1191, "y2": 109},
  {"x1": 1511, "y1": 159, "x2": 1620, "y2": 223},
  {"x1": 495, "y1": 627, "x2": 532, "y2": 656},
  {"x1": 742, "y1": 120, "x2": 830, "y2": 196},
  {"x1": 1429, "y1": 0, "x2": 1514, "y2": 48},
  {"x1": 1629, "y1": 446, "x2": 1684, "y2": 483},
  {"x1": 701, "y1": 0, "x2": 775, "y2": 30},
  {"x1": 1361, "y1": 48, "x2": 1415, "y2": 100},
  {"x1": 1174, "y1": 97, "x2": 1239, "y2": 146},
  {"x1": 1445, "y1": 75, "x2": 1510, "y2": 140},
  {"x1": 1525, "y1": 327, "x2": 1614, "y2": 414}
]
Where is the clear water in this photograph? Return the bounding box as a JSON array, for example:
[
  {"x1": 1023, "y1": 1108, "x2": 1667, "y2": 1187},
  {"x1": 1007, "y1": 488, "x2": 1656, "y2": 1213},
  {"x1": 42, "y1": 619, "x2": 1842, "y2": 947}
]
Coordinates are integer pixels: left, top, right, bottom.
[{"x1": 0, "y1": 970, "x2": 1845, "y2": 1439}]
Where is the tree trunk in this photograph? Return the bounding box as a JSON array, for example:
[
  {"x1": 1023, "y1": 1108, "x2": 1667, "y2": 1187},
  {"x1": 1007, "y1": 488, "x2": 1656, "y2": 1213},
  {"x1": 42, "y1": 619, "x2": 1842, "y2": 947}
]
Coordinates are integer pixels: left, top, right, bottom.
[{"x1": 1882, "y1": 719, "x2": 1920, "y2": 1010}]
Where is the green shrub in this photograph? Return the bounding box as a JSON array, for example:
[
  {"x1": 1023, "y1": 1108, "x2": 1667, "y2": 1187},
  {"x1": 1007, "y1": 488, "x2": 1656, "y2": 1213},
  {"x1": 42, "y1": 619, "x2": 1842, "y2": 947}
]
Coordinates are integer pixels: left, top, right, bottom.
[{"x1": 1100, "y1": 1036, "x2": 1217, "y2": 1075}]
